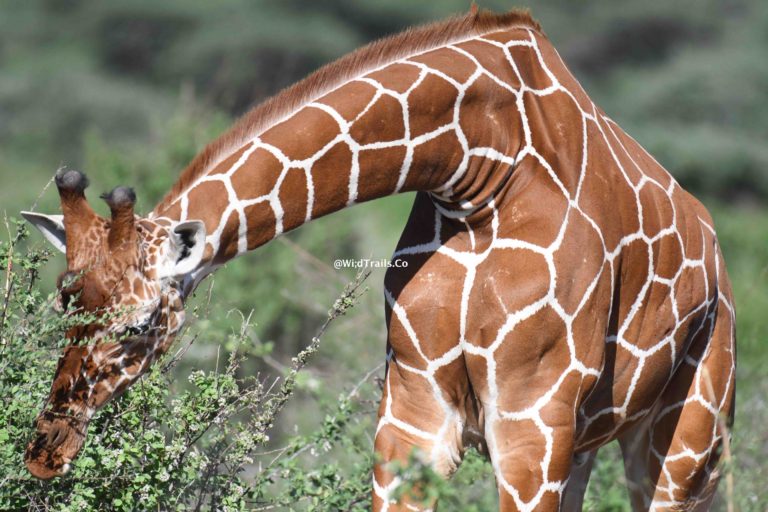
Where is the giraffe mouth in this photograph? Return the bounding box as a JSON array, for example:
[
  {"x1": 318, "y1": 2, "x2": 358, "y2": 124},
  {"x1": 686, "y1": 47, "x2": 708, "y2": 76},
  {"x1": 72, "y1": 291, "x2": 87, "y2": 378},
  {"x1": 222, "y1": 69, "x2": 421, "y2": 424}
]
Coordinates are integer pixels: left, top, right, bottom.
[
  {"x1": 110, "y1": 302, "x2": 164, "y2": 341},
  {"x1": 25, "y1": 411, "x2": 89, "y2": 480}
]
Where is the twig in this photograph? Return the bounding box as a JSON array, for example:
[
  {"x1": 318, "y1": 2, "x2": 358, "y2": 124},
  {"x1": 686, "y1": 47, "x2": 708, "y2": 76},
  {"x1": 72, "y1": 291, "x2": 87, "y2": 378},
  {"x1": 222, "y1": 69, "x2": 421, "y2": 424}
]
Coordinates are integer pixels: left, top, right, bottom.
[
  {"x1": 161, "y1": 333, "x2": 200, "y2": 374},
  {"x1": 255, "y1": 358, "x2": 382, "y2": 485},
  {"x1": 259, "y1": 269, "x2": 371, "y2": 421},
  {"x1": 0, "y1": 215, "x2": 17, "y2": 354},
  {"x1": 277, "y1": 236, "x2": 347, "y2": 284},
  {"x1": 27, "y1": 172, "x2": 57, "y2": 213},
  {"x1": 349, "y1": 362, "x2": 385, "y2": 399},
  {"x1": 204, "y1": 275, "x2": 215, "y2": 317}
]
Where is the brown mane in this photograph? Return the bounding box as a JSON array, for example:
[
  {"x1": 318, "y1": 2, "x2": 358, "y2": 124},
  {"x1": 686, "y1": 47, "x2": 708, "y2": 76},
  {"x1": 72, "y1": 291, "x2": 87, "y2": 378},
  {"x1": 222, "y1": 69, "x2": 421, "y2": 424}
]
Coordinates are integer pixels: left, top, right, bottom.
[{"x1": 155, "y1": 8, "x2": 541, "y2": 213}]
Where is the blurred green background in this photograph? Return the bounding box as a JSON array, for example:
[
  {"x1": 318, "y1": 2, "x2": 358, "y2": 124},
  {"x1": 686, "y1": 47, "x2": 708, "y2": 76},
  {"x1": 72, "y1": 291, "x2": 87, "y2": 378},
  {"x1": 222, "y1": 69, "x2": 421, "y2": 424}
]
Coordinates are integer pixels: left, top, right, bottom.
[{"x1": 0, "y1": 0, "x2": 766, "y2": 509}]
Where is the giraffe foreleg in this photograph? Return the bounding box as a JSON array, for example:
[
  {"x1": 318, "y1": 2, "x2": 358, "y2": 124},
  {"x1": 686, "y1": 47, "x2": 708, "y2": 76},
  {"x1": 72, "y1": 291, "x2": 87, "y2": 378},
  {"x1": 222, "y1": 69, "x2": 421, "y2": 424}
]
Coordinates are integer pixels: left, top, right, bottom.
[
  {"x1": 618, "y1": 298, "x2": 735, "y2": 512},
  {"x1": 372, "y1": 357, "x2": 466, "y2": 512},
  {"x1": 485, "y1": 399, "x2": 578, "y2": 512}
]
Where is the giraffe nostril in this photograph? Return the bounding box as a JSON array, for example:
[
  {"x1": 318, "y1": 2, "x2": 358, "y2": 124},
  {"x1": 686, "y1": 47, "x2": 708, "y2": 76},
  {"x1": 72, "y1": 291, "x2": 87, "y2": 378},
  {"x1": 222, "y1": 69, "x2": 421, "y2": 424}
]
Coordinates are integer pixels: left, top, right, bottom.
[{"x1": 47, "y1": 425, "x2": 66, "y2": 448}]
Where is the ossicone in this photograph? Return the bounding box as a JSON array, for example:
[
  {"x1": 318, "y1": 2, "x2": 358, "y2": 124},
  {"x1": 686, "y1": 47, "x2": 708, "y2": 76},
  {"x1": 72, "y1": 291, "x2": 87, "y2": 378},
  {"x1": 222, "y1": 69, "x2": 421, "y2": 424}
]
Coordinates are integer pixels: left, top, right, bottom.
[
  {"x1": 55, "y1": 168, "x2": 89, "y2": 194},
  {"x1": 100, "y1": 186, "x2": 136, "y2": 208},
  {"x1": 101, "y1": 186, "x2": 137, "y2": 251},
  {"x1": 54, "y1": 168, "x2": 99, "y2": 242}
]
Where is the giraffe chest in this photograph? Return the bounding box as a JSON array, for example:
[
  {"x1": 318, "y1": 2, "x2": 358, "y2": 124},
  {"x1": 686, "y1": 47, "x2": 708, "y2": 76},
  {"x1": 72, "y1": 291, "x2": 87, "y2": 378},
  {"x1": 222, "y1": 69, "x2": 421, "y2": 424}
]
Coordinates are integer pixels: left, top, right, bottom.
[{"x1": 386, "y1": 174, "x2": 719, "y2": 450}]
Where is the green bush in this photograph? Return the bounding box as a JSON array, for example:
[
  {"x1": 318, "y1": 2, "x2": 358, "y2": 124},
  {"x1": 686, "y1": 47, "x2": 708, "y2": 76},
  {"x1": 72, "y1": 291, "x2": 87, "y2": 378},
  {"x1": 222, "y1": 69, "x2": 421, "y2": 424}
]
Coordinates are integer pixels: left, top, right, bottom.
[{"x1": 0, "y1": 222, "x2": 378, "y2": 511}]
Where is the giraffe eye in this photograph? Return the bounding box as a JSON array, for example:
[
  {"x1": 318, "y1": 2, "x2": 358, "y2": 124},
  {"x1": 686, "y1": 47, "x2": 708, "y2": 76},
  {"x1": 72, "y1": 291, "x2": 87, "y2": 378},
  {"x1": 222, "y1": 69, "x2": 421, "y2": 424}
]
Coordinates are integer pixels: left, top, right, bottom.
[{"x1": 125, "y1": 322, "x2": 150, "y2": 337}]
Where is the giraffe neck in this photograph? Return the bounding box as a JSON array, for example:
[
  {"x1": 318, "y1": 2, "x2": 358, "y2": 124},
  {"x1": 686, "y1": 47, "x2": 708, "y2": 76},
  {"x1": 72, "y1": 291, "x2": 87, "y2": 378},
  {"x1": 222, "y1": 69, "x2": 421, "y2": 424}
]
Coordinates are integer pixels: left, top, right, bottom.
[{"x1": 154, "y1": 27, "x2": 561, "y2": 285}]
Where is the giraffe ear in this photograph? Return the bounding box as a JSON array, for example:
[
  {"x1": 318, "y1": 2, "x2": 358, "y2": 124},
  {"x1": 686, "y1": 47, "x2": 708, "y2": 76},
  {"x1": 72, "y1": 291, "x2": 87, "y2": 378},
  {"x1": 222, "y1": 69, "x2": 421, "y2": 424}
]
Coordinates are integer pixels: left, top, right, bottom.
[
  {"x1": 162, "y1": 220, "x2": 206, "y2": 279},
  {"x1": 21, "y1": 212, "x2": 67, "y2": 253}
]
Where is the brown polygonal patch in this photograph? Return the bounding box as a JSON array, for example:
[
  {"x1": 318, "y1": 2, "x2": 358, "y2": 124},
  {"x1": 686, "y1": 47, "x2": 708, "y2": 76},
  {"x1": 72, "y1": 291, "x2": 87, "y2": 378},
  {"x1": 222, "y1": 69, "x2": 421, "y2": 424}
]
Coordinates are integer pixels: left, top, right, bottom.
[
  {"x1": 465, "y1": 248, "x2": 550, "y2": 347},
  {"x1": 407, "y1": 73, "x2": 458, "y2": 138},
  {"x1": 261, "y1": 106, "x2": 340, "y2": 161},
  {"x1": 453, "y1": 40, "x2": 520, "y2": 91},
  {"x1": 624, "y1": 345, "x2": 674, "y2": 419},
  {"x1": 491, "y1": 417, "x2": 547, "y2": 503},
  {"x1": 231, "y1": 147, "x2": 284, "y2": 201},
  {"x1": 615, "y1": 128, "x2": 673, "y2": 190},
  {"x1": 496, "y1": 155, "x2": 569, "y2": 248},
  {"x1": 186, "y1": 180, "x2": 230, "y2": 234},
  {"x1": 386, "y1": 364, "x2": 448, "y2": 433},
  {"x1": 598, "y1": 115, "x2": 644, "y2": 187},
  {"x1": 350, "y1": 94, "x2": 405, "y2": 146},
  {"x1": 408, "y1": 47, "x2": 477, "y2": 84},
  {"x1": 652, "y1": 235, "x2": 684, "y2": 281},
  {"x1": 358, "y1": 145, "x2": 407, "y2": 198},
  {"x1": 310, "y1": 142, "x2": 353, "y2": 218},
  {"x1": 578, "y1": 122, "x2": 641, "y2": 252},
  {"x1": 366, "y1": 63, "x2": 422, "y2": 94},
  {"x1": 244, "y1": 202, "x2": 276, "y2": 250},
  {"x1": 531, "y1": 32, "x2": 592, "y2": 113},
  {"x1": 277, "y1": 168, "x2": 309, "y2": 232},
  {"x1": 458, "y1": 73, "x2": 520, "y2": 148},
  {"x1": 570, "y1": 261, "x2": 612, "y2": 365},
  {"x1": 320, "y1": 80, "x2": 378, "y2": 123},
  {"x1": 524, "y1": 89, "x2": 586, "y2": 195},
  {"x1": 673, "y1": 265, "x2": 708, "y2": 319},
  {"x1": 614, "y1": 239, "x2": 652, "y2": 337},
  {"x1": 553, "y1": 208, "x2": 607, "y2": 315},
  {"x1": 209, "y1": 144, "x2": 251, "y2": 175},
  {"x1": 492, "y1": 305, "x2": 569, "y2": 414},
  {"x1": 407, "y1": 129, "x2": 464, "y2": 192},
  {"x1": 213, "y1": 209, "x2": 240, "y2": 263},
  {"x1": 508, "y1": 44, "x2": 555, "y2": 91},
  {"x1": 385, "y1": 255, "x2": 463, "y2": 363}
]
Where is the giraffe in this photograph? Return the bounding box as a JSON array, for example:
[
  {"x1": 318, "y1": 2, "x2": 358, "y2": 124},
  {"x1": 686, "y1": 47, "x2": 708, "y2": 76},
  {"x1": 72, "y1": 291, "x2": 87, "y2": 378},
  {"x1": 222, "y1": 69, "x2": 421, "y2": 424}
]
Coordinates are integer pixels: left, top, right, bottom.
[{"x1": 22, "y1": 9, "x2": 735, "y2": 511}]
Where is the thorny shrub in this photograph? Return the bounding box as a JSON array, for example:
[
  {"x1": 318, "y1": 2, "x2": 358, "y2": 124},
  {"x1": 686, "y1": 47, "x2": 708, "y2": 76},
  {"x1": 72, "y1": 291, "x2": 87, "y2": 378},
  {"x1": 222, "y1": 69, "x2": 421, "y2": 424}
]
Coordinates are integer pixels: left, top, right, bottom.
[{"x1": 0, "y1": 220, "x2": 378, "y2": 511}]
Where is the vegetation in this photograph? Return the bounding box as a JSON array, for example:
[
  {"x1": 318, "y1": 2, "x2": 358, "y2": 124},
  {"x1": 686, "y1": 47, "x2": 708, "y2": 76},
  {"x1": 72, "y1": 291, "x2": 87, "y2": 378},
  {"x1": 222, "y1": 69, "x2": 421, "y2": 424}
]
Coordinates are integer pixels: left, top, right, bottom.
[
  {"x1": 0, "y1": 0, "x2": 766, "y2": 510},
  {"x1": 0, "y1": 225, "x2": 380, "y2": 510}
]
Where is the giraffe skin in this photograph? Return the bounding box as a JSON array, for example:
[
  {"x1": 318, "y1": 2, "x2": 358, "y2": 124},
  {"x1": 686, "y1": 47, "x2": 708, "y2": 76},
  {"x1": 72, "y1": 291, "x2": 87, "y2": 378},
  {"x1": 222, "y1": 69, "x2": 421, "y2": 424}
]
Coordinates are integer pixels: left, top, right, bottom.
[{"x1": 24, "y1": 10, "x2": 734, "y2": 511}]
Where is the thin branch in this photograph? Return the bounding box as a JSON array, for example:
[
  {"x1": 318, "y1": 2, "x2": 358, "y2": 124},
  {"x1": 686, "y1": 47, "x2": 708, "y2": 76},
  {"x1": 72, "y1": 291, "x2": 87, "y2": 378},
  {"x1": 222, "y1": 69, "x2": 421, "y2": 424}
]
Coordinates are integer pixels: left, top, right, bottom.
[
  {"x1": 0, "y1": 215, "x2": 17, "y2": 354},
  {"x1": 277, "y1": 236, "x2": 347, "y2": 284},
  {"x1": 161, "y1": 333, "x2": 200, "y2": 374},
  {"x1": 27, "y1": 173, "x2": 57, "y2": 213}
]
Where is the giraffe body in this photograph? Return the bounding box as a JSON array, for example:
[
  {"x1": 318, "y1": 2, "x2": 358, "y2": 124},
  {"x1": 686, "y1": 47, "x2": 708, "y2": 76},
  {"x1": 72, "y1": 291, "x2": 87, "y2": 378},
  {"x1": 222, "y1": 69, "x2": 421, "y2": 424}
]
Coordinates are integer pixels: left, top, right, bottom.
[{"x1": 24, "y1": 10, "x2": 734, "y2": 511}]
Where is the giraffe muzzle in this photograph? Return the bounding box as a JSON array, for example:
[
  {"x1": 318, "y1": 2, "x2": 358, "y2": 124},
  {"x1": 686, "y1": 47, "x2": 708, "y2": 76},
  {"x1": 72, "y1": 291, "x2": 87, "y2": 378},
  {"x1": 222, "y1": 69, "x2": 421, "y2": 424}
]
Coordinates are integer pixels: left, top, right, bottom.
[{"x1": 25, "y1": 411, "x2": 89, "y2": 480}]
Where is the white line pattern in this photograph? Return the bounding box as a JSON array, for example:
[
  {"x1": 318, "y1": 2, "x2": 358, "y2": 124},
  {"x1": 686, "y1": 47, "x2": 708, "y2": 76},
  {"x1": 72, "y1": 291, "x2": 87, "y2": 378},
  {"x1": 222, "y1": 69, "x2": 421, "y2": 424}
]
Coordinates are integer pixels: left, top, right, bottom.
[{"x1": 154, "y1": 26, "x2": 734, "y2": 511}]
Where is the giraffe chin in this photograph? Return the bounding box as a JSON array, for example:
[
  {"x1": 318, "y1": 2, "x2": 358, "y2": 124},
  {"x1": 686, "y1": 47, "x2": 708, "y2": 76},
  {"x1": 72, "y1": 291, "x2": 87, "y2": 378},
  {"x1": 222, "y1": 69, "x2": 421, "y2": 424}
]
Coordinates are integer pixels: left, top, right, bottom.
[{"x1": 24, "y1": 412, "x2": 88, "y2": 480}]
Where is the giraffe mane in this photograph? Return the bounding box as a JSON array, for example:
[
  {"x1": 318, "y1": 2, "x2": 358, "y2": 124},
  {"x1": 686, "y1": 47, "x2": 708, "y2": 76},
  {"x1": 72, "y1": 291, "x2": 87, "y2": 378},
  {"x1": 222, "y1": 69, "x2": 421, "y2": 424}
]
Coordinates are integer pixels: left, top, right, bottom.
[{"x1": 155, "y1": 8, "x2": 542, "y2": 213}]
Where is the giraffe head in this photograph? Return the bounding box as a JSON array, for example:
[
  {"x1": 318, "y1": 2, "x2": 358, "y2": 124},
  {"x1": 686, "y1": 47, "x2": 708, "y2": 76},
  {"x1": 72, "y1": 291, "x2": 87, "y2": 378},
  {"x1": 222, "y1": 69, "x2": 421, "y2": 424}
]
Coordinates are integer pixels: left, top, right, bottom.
[{"x1": 21, "y1": 169, "x2": 206, "y2": 479}]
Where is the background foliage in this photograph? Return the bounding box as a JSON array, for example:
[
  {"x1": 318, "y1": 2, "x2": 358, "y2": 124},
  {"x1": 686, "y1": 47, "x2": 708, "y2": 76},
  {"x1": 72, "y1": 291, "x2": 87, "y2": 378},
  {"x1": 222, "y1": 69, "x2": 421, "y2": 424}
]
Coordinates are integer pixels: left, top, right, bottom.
[{"x1": 0, "y1": 0, "x2": 766, "y2": 510}]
